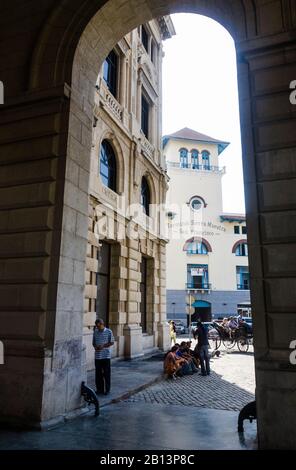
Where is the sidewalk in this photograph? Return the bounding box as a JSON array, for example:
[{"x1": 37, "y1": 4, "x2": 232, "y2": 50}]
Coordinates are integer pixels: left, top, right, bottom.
[
  {"x1": 0, "y1": 351, "x2": 257, "y2": 450},
  {"x1": 87, "y1": 353, "x2": 165, "y2": 407}
]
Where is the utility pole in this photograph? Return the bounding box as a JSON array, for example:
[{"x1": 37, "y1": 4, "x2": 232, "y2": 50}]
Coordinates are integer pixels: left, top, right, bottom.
[
  {"x1": 186, "y1": 290, "x2": 194, "y2": 340},
  {"x1": 172, "y1": 302, "x2": 176, "y2": 321}
]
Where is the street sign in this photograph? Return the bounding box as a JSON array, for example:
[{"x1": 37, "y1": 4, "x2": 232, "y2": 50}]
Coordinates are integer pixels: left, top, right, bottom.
[
  {"x1": 186, "y1": 295, "x2": 195, "y2": 306},
  {"x1": 186, "y1": 305, "x2": 195, "y2": 316}
]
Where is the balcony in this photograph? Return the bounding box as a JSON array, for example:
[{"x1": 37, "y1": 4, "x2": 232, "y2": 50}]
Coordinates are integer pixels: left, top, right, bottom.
[
  {"x1": 186, "y1": 283, "x2": 212, "y2": 292},
  {"x1": 96, "y1": 79, "x2": 123, "y2": 123},
  {"x1": 166, "y1": 161, "x2": 226, "y2": 174},
  {"x1": 237, "y1": 284, "x2": 250, "y2": 291},
  {"x1": 140, "y1": 132, "x2": 155, "y2": 161}
]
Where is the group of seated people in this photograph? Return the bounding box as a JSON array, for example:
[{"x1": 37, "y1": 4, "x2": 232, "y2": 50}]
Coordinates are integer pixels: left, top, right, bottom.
[
  {"x1": 220, "y1": 315, "x2": 251, "y2": 337},
  {"x1": 163, "y1": 341, "x2": 200, "y2": 379}
]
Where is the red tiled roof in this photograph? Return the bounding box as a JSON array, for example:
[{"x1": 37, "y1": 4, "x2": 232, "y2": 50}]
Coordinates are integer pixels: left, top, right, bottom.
[
  {"x1": 164, "y1": 127, "x2": 229, "y2": 145},
  {"x1": 220, "y1": 214, "x2": 246, "y2": 222}
]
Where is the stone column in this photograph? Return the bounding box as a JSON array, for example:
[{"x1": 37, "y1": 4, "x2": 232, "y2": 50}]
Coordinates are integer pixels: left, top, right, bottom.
[
  {"x1": 136, "y1": 77, "x2": 142, "y2": 123},
  {"x1": 0, "y1": 83, "x2": 90, "y2": 427},
  {"x1": 157, "y1": 241, "x2": 170, "y2": 351},
  {"x1": 237, "y1": 38, "x2": 296, "y2": 449},
  {"x1": 123, "y1": 237, "x2": 143, "y2": 358}
]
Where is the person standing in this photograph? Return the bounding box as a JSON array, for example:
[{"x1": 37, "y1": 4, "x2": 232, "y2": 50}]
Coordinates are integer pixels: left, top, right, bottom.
[
  {"x1": 92, "y1": 318, "x2": 114, "y2": 395},
  {"x1": 169, "y1": 320, "x2": 177, "y2": 345},
  {"x1": 195, "y1": 320, "x2": 210, "y2": 376}
]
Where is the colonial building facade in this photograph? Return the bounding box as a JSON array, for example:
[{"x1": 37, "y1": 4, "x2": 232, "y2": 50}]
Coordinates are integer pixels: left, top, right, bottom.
[
  {"x1": 84, "y1": 18, "x2": 175, "y2": 367},
  {"x1": 164, "y1": 128, "x2": 251, "y2": 323}
]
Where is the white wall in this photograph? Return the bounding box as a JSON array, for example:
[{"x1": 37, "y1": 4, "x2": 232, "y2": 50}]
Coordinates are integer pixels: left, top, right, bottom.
[{"x1": 165, "y1": 137, "x2": 248, "y2": 292}]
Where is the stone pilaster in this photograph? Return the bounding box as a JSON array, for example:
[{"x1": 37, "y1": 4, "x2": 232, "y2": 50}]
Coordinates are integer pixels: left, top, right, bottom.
[{"x1": 237, "y1": 38, "x2": 296, "y2": 449}]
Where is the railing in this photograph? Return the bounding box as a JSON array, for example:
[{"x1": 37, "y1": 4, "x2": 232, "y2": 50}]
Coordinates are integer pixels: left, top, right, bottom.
[
  {"x1": 186, "y1": 283, "x2": 212, "y2": 290},
  {"x1": 141, "y1": 133, "x2": 155, "y2": 160},
  {"x1": 166, "y1": 161, "x2": 225, "y2": 174},
  {"x1": 237, "y1": 284, "x2": 250, "y2": 290},
  {"x1": 97, "y1": 80, "x2": 123, "y2": 122}
]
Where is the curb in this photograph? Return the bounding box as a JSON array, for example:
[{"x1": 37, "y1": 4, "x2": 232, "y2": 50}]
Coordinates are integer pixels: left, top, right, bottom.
[{"x1": 101, "y1": 374, "x2": 165, "y2": 408}]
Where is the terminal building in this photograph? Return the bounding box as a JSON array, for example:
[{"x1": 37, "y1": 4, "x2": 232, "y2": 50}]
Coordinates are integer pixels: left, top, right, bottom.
[{"x1": 164, "y1": 127, "x2": 251, "y2": 324}]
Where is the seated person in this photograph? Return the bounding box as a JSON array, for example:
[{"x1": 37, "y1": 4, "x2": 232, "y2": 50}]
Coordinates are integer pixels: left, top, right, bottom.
[
  {"x1": 177, "y1": 342, "x2": 199, "y2": 374},
  {"x1": 221, "y1": 318, "x2": 230, "y2": 330},
  {"x1": 186, "y1": 341, "x2": 194, "y2": 355},
  {"x1": 238, "y1": 318, "x2": 252, "y2": 335},
  {"x1": 228, "y1": 316, "x2": 238, "y2": 330},
  {"x1": 228, "y1": 316, "x2": 238, "y2": 335},
  {"x1": 164, "y1": 345, "x2": 182, "y2": 379},
  {"x1": 186, "y1": 341, "x2": 200, "y2": 368}
]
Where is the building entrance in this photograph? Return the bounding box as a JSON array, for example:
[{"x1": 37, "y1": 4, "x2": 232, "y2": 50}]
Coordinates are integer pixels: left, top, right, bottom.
[{"x1": 192, "y1": 300, "x2": 212, "y2": 322}]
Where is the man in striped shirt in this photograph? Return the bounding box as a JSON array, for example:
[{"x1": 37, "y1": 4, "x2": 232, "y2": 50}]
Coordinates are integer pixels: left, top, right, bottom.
[{"x1": 92, "y1": 319, "x2": 114, "y2": 395}]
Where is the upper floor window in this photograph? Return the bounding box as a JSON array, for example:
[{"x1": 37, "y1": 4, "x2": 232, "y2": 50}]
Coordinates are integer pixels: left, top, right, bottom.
[
  {"x1": 141, "y1": 94, "x2": 150, "y2": 139},
  {"x1": 180, "y1": 148, "x2": 188, "y2": 168},
  {"x1": 183, "y1": 237, "x2": 212, "y2": 254},
  {"x1": 187, "y1": 241, "x2": 208, "y2": 255},
  {"x1": 235, "y1": 242, "x2": 248, "y2": 257},
  {"x1": 187, "y1": 264, "x2": 210, "y2": 290},
  {"x1": 150, "y1": 40, "x2": 156, "y2": 63},
  {"x1": 202, "y1": 150, "x2": 210, "y2": 169},
  {"x1": 234, "y1": 225, "x2": 240, "y2": 234},
  {"x1": 190, "y1": 196, "x2": 206, "y2": 212},
  {"x1": 141, "y1": 26, "x2": 149, "y2": 52},
  {"x1": 141, "y1": 176, "x2": 151, "y2": 216},
  {"x1": 103, "y1": 50, "x2": 118, "y2": 98},
  {"x1": 236, "y1": 266, "x2": 250, "y2": 290},
  {"x1": 100, "y1": 140, "x2": 117, "y2": 191},
  {"x1": 242, "y1": 225, "x2": 247, "y2": 235},
  {"x1": 191, "y1": 150, "x2": 199, "y2": 169}
]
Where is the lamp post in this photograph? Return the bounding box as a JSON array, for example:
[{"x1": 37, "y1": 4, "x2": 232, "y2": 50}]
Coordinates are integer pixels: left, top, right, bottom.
[
  {"x1": 186, "y1": 290, "x2": 195, "y2": 340},
  {"x1": 171, "y1": 302, "x2": 176, "y2": 321}
]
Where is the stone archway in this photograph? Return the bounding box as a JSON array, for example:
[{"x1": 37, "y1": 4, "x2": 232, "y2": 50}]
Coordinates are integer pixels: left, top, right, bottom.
[{"x1": 1, "y1": 0, "x2": 296, "y2": 449}]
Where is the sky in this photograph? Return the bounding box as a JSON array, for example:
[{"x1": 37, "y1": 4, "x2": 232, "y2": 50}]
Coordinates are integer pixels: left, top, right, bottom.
[{"x1": 162, "y1": 14, "x2": 245, "y2": 214}]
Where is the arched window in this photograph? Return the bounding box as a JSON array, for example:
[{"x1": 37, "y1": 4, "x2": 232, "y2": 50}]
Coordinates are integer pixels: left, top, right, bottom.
[
  {"x1": 191, "y1": 150, "x2": 199, "y2": 169},
  {"x1": 183, "y1": 237, "x2": 212, "y2": 254},
  {"x1": 202, "y1": 150, "x2": 210, "y2": 170},
  {"x1": 189, "y1": 195, "x2": 207, "y2": 211},
  {"x1": 179, "y1": 148, "x2": 188, "y2": 168},
  {"x1": 187, "y1": 241, "x2": 208, "y2": 255},
  {"x1": 141, "y1": 176, "x2": 151, "y2": 216},
  {"x1": 235, "y1": 242, "x2": 248, "y2": 256},
  {"x1": 100, "y1": 140, "x2": 117, "y2": 191}
]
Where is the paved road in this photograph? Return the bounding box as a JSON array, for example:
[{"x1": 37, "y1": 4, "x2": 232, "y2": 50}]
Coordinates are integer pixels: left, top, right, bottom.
[
  {"x1": 0, "y1": 345, "x2": 257, "y2": 450},
  {"x1": 126, "y1": 345, "x2": 255, "y2": 412}
]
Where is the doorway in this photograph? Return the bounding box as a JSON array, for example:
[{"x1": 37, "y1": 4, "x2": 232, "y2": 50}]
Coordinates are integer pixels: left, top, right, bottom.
[
  {"x1": 96, "y1": 241, "x2": 111, "y2": 326},
  {"x1": 192, "y1": 300, "x2": 212, "y2": 322}
]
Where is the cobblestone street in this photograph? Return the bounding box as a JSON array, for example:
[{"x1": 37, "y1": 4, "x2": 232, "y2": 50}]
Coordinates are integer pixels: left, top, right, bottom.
[
  {"x1": 0, "y1": 345, "x2": 257, "y2": 450},
  {"x1": 126, "y1": 344, "x2": 255, "y2": 412}
]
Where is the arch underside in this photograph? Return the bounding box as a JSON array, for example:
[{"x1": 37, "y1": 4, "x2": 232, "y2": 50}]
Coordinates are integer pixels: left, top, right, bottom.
[{"x1": 29, "y1": 0, "x2": 258, "y2": 92}]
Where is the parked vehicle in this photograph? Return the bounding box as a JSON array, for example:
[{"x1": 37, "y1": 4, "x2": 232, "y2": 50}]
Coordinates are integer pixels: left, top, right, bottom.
[
  {"x1": 174, "y1": 320, "x2": 186, "y2": 334},
  {"x1": 168, "y1": 319, "x2": 186, "y2": 334},
  {"x1": 190, "y1": 321, "x2": 198, "y2": 334}
]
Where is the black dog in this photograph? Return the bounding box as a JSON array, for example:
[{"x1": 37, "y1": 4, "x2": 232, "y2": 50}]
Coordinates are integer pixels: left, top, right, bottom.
[
  {"x1": 81, "y1": 381, "x2": 100, "y2": 417},
  {"x1": 238, "y1": 401, "x2": 256, "y2": 432}
]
